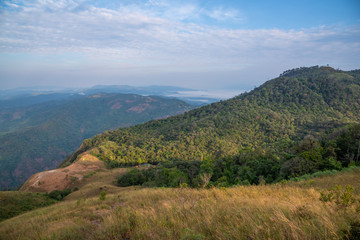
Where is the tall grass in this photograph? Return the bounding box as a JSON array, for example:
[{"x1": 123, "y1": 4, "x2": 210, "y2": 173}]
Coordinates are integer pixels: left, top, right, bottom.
[
  {"x1": 1, "y1": 182, "x2": 359, "y2": 240},
  {"x1": 289, "y1": 167, "x2": 360, "y2": 195}
]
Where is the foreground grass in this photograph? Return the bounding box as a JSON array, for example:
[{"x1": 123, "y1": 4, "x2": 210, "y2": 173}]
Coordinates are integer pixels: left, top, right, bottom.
[
  {"x1": 1, "y1": 168, "x2": 359, "y2": 240},
  {"x1": 0, "y1": 189, "x2": 359, "y2": 239}
]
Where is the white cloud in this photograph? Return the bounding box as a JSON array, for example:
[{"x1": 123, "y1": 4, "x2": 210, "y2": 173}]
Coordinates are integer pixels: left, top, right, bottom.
[
  {"x1": 206, "y1": 7, "x2": 243, "y2": 22},
  {"x1": 0, "y1": 0, "x2": 359, "y2": 90}
]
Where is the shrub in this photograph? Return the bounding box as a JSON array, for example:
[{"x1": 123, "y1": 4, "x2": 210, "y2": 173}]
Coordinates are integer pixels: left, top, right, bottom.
[
  {"x1": 319, "y1": 184, "x2": 355, "y2": 207},
  {"x1": 99, "y1": 191, "x2": 106, "y2": 201},
  {"x1": 47, "y1": 189, "x2": 72, "y2": 201},
  {"x1": 117, "y1": 168, "x2": 146, "y2": 187},
  {"x1": 339, "y1": 185, "x2": 355, "y2": 207}
]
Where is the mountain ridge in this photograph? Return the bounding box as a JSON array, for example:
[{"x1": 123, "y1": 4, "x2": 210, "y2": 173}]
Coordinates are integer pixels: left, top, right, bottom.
[{"x1": 62, "y1": 66, "x2": 360, "y2": 171}]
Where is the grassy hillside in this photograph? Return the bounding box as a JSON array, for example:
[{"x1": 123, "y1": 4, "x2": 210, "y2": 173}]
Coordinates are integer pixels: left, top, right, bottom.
[
  {"x1": 0, "y1": 93, "x2": 192, "y2": 189},
  {"x1": 0, "y1": 167, "x2": 359, "y2": 240},
  {"x1": 0, "y1": 191, "x2": 57, "y2": 221}
]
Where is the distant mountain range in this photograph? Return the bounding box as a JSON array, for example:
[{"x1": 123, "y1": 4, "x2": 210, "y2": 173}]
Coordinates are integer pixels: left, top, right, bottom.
[
  {"x1": 0, "y1": 85, "x2": 229, "y2": 108},
  {"x1": 0, "y1": 93, "x2": 193, "y2": 189}
]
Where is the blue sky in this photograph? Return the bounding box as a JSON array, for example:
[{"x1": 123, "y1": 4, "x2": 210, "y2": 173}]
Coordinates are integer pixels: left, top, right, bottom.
[{"x1": 0, "y1": 0, "x2": 359, "y2": 95}]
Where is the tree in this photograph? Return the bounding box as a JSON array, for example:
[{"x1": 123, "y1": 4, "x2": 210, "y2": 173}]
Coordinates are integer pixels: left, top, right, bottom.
[{"x1": 199, "y1": 157, "x2": 214, "y2": 187}]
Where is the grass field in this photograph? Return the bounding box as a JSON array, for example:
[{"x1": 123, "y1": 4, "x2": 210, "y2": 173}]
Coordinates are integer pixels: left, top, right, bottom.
[{"x1": 0, "y1": 168, "x2": 359, "y2": 240}]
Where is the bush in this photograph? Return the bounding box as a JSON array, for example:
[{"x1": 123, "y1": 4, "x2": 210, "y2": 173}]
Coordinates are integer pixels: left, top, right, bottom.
[
  {"x1": 117, "y1": 169, "x2": 146, "y2": 187},
  {"x1": 47, "y1": 189, "x2": 72, "y2": 201},
  {"x1": 319, "y1": 184, "x2": 355, "y2": 207},
  {"x1": 99, "y1": 191, "x2": 106, "y2": 201}
]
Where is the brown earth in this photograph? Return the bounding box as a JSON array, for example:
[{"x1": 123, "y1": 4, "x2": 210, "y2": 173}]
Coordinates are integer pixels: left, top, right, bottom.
[
  {"x1": 20, "y1": 153, "x2": 106, "y2": 193},
  {"x1": 126, "y1": 103, "x2": 151, "y2": 113},
  {"x1": 110, "y1": 102, "x2": 122, "y2": 109}
]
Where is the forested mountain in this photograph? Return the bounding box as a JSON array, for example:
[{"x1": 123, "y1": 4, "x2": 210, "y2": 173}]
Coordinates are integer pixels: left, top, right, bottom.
[
  {"x1": 0, "y1": 93, "x2": 192, "y2": 189},
  {"x1": 63, "y1": 66, "x2": 360, "y2": 186}
]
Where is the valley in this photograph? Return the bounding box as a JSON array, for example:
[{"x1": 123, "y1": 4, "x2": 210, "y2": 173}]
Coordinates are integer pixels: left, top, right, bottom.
[{"x1": 0, "y1": 93, "x2": 193, "y2": 189}]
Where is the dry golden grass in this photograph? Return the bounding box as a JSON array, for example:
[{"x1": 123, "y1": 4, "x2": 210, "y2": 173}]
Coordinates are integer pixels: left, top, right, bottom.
[
  {"x1": 1, "y1": 168, "x2": 359, "y2": 240},
  {"x1": 64, "y1": 168, "x2": 129, "y2": 201},
  {"x1": 289, "y1": 167, "x2": 360, "y2": 194}
]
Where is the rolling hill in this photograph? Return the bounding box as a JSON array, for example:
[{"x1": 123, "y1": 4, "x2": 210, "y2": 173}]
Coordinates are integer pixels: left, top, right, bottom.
[
  {"x1": 0, "y1": 93, "x2": 193, "y2": 189},
  {"x1": 63, "y1": 66, "x2": 360, "y2": 171}
]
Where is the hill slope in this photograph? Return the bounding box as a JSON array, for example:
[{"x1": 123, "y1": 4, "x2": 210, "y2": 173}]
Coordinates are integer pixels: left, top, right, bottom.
[
  {"x1": 1, "y1": 167, "x2": 359, "y2": 239},
  {"x1": 1, "y1": 66, "x2": 360, "y2": 239},
  {"x1": 0, "y1": 93, "x2": 192, "y2": 189},
  {"x1": 64, "y1": 66, "x2": 360, "y2": 169}
]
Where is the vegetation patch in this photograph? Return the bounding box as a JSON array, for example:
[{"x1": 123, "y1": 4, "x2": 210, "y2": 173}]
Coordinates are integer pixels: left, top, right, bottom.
[
  {"x1": 46, "y1": 189, "x2": 72, "y2": 201},
  {"x1": 0, "y1": 191, "x2": 57, "y2": 221},
  {"x1": 117, "y1": 125, "x2": 360, "y2": 188}
]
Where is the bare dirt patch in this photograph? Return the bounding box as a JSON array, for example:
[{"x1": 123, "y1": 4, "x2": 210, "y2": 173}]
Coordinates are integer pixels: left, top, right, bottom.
[
  {"x1": 20, "y1": 153, "x2": 106, "y2": 193},
  {"x1": 126, "y1": 103, "x2": 151, "y2": 113}
]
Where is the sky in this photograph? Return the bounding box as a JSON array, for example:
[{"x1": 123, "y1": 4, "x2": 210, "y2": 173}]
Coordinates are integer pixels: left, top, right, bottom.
[{"x1": 0, "y1": 0, "x2": 359, "y2": 95}]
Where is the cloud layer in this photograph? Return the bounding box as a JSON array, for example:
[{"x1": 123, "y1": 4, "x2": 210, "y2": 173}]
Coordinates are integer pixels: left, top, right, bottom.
[{"x1": 0, "y1": 0, "x2": 359, "y2": 90}]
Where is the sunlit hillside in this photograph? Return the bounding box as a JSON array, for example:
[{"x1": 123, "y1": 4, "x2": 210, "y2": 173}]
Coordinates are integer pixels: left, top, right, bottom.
[{"x1": 1, "y1": 167, "x2": 359, "y2": 240}]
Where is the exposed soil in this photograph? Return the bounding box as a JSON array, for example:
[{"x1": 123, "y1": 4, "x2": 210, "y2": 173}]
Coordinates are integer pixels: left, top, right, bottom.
[
  {"x1": 126, "y1": 103, "x2": 151, "y2": 113},
  {"x1": 20, "y1": 153, "x2": 106, "y2": 193},
  {"x1": 110, "y1": 102, "x2": 122, "y2": 109}
]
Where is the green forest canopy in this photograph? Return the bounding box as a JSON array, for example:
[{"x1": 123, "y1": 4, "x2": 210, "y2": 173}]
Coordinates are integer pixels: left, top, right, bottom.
[{"x1": 63, "y1": 66, "x2": 360, "y2": 187}]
